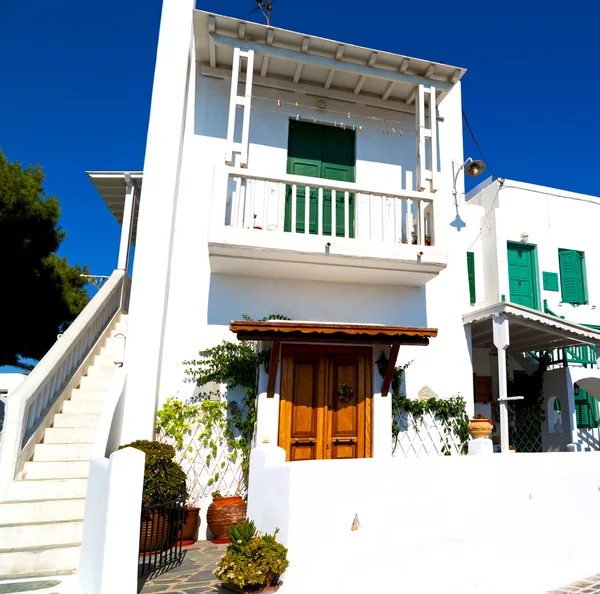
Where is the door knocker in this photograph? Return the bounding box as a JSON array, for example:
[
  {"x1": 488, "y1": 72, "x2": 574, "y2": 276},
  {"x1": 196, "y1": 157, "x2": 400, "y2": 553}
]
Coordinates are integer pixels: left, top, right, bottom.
[{"x1": 338, "y1": 383, "x2": 354, "y2": 403}]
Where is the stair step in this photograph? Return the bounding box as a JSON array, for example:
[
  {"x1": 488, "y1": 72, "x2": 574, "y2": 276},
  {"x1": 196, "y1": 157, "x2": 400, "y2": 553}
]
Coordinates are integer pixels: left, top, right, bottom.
[
  {"x1": 20, "y1": 461, "x2": 90, "y2": 479},
  {"x1": 0, "y1": 498, "x2": 86, "y2": 524},
  {"x1": 0, "y1": 543, "x2": 81, "y2": 577},
  {"x1": 33, "y1": 443, "x2": 93, "y2": 462},
  {"x1": 82, "y1": 365, "x2": 115, "y2": 379},
  {"x1": 98, "y1": 346, "x2": 115, "y2": 358},
  {"x1": 53, "y1": 413, "x2": 100, "y2": 428},
  {"x1": 43, "y1": 427, "x2": 97, "y2": 444},
  {"x1": 62, "y1": 399, "x2": 104, "y2": 414},
  {"x1": 6, "y1": 478, "x2": 88, "y2": 501},
  {"x1": 0, "y1": 520, "x2": 83, "y2": 549},
  {"x1": 79, "y1": 374, "x2": 113, "y2": 389},
  {"x1": 68, "y1": 388, "x2": 107, "y2": 402}
]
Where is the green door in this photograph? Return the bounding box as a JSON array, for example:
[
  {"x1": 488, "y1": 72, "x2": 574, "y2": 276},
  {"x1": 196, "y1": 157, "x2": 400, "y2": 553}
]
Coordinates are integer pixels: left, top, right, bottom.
[
  {"x1": 284, "y1": 121, "x2": 355, "y2": 237},
  {"x1": 507, "y1": 243, "x2": 538, "y2": 309}
]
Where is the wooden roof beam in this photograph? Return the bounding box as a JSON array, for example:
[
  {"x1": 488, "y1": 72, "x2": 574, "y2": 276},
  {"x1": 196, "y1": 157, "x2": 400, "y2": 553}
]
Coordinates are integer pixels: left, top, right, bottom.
[
  {"x1": 382, "y1": 81, "x2": 395, "y2": 100},
  {"x1": 354, "y1": 75, "x2": 366, "y2": 95},
  {"x1": 381, "y1": 344, "x2": 400, "y2": 397},
  {"x1": 324, "y1": 69, "x2": 335, "y2": 89}
]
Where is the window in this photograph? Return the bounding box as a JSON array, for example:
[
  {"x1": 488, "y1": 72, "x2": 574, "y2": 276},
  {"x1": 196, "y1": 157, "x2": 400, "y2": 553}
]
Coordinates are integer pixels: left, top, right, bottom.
[
  {"x1": 574, "y1": 386, "x2": 599, "y2": 429},
  {"x1": 467, "y1": 252, "x2": 476, "y2": 304},
  {"x1": 558, "y1": 249, "x2": 587, "y2": 304}
]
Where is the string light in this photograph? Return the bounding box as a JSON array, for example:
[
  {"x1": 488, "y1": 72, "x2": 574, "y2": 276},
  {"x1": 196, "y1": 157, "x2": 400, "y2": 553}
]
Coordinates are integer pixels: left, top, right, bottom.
[
  {"x1": 251, "y1": 95, "x2": 415, "y2": 134},
  {"x1": 250, "y1": 103, "x2": 410, "y2": 136}
]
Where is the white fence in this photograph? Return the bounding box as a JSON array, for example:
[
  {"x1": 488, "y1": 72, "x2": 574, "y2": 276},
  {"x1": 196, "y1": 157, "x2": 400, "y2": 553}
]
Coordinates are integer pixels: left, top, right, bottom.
[
  {"x1": 223, "y1": 168, "x2": 435, "y2": 246},
  {"x1": 79, "y1": 369, "x2": 145, "y2": 594},
  {"x1": 248, "y1": 446, "x2": 600, "y2": 594},
  {"x1": 0, "y1": 270, "x2": 130, "y2": 498}
]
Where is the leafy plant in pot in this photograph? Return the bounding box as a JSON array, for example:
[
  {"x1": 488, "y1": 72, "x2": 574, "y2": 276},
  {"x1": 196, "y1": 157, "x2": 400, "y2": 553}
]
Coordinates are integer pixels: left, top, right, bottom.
[
  {"x1": 119, "y1": 440, "x2": 188, "y2": 553},
  {"x1": 207, "y1": 490, "x2": 247, "y2": 544},
  {"x1": 215, "y1": 520, "x2": 289, "y2": 593}
]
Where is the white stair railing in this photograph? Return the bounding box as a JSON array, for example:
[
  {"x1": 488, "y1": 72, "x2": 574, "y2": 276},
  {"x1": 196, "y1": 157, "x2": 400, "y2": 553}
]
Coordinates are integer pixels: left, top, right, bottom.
[{"x1": 0, "y1": 269, "x2": 130, "y2": 499}]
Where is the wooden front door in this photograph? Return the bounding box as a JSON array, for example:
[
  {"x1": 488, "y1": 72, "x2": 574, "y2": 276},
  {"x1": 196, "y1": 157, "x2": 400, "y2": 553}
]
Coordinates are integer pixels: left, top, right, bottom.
[
  {"x1": 507, "y1": 242, "x2": 538, "y2": 309},
  {"x1": 278, "y1": 345, "x2": 372, "y2": 461}
]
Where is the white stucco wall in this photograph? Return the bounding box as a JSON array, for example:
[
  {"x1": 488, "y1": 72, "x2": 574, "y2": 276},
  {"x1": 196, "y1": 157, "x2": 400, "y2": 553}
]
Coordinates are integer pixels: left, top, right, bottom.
[
  {"x1": 154, "y1": 67, "x2": 479, "y2": 414},
  {"x1": 468, "y1": 179, "x2": 600, "y2": 323},
  {"x1": 249, "y1": 445, "x2": 600, "y2": 594}
]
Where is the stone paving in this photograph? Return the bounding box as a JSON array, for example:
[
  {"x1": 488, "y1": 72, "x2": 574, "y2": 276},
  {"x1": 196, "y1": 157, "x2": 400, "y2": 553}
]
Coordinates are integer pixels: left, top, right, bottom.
[
  {"x1": 547, "y1": 574, "x2": 600, "y2": 594},
  {"x1": 138, "y1": 541, "x2": 227, "y2": 594}
]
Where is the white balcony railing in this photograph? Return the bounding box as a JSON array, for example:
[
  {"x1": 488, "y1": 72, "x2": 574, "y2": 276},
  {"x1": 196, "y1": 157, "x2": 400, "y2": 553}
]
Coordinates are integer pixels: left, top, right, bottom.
[{"x1": 222, "y1": 169, "x2": 435, "y2": 247}]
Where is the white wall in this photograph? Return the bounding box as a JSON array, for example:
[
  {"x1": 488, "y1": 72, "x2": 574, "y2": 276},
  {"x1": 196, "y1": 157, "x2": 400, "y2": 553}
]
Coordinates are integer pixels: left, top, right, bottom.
[
  {"x1": 155, "y1": 66, "x2": 477, "y2": 413},
  {"x1": 249, "y1": 445, "x2": 600, "y2": 594},
  {"x1": 468, "y1": 179, "x2": 600, "y2": 322}
]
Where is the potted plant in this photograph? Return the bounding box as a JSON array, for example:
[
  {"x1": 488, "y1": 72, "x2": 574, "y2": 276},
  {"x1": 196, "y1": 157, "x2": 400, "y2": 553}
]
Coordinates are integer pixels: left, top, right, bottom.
[
  {"x1": 468, "y1": 413, "x2": 494, "y2": 439},
  {"x1": 182, "y1": 499, "x2": 201, "y2": 544},
  {"x1": 215, "y1": 520, "x2": 289, "y2": 592},
  {"x1": 207, "y1": 490, "x2": 247, "y2": 543},
  {"x1": 119, "y1": 440, "x2": 187, "y2": 553}
]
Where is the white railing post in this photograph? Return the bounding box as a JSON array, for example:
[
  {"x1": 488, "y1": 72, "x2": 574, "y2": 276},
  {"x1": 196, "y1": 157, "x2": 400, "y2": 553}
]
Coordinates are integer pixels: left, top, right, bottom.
[{"x1": 117, "y1": 181, "x2": 137, "y2": 273}]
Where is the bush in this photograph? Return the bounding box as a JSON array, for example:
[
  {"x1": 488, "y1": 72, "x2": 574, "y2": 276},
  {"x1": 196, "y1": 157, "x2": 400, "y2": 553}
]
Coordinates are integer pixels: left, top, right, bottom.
[
  {"x1": 119, "y1": 439, "x2": 188, "y2": 506},
  {"x1": 215, "y1": 527, "x2": 289, "y2": 591}
]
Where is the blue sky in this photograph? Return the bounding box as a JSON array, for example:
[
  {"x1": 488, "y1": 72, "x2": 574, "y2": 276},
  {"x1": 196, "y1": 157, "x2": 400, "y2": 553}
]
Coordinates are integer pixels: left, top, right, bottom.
[{"x1": 1, "y1": 0, "x2": 599, "y2": 278}]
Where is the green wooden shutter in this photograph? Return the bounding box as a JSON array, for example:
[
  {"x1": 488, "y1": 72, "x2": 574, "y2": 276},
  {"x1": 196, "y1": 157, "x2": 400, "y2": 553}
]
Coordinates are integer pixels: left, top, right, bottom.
[
  {"x1": 559, "y1": 249, "x2": 586, "y2": 304},
  {"x1": 588, "y1": 392, "x2": 599, "y2": 428},
  {"x1": 467, "y1": 252, "x2": 476, "y2": 304},
  {"x1": 575, "y1": 388, "x2": 598, "y2": 429}
]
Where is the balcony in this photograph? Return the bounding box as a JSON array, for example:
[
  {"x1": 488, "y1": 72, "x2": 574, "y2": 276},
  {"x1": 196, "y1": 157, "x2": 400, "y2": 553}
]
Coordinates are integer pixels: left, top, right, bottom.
[{"x1": 208, "y1": 167, "x2": 446, "y2": 286}]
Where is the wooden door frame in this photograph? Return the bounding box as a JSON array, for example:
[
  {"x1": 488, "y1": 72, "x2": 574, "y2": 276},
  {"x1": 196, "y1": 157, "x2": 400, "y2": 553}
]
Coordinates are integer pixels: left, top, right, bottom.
[
  {"x1": 278, "y1": 344, "x2": 373, "y2": 460},
  {"x1": 507, "y1": 241, "x2": 541, "y2": 311}
]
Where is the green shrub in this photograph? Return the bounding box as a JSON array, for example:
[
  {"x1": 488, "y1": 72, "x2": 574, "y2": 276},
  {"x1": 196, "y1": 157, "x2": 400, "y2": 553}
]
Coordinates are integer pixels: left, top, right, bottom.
[
  {"x1": 215, "y1": 530, "x2": 288, "y2": 590},
  {"x1": 119, "y1": 439, "x2": 188, "y2": 506},
  {"x1": 227, "y1": 519, "x2": 257, "y2": 553}
]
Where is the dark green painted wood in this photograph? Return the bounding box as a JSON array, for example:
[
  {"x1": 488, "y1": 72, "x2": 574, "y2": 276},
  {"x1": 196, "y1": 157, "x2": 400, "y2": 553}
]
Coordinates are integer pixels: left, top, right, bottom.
[
  {"x1": 575, "y1": 387, "x2": 598, "y2": 429},
  {"x1": 467, "y1": 252, "x2": 476, "y2": 304},
  {"x1": 542, "y1": 271, "x2": 559, "y2": 292},
  {"x1": 559, "y1": 249, "x2": 587, "y2": 304},
  {"x1": 285, "y1": 121, "x2": 355, "y2": 237},
  {"x1": 507, "y1": 243, "x2": 539, "y2": 309}
]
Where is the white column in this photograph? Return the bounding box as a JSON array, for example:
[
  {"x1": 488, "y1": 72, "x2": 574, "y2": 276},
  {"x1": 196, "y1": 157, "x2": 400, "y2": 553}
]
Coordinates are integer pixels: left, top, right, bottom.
[
  {"x1": 120, "y1": 0, "x2": 196, "y2": 444},
  {"x1": 255, "y1": 351, "x2": 281, "y2": 448},
  {"x1": 372, "y1": 347, "x2": 392, "y2": 458},
  {"x1": 493, "y1": 314, "x2": 510, "y2": 454},
  {"x1": 117, "y1": 180, "x2": 136, "y2": 273}
]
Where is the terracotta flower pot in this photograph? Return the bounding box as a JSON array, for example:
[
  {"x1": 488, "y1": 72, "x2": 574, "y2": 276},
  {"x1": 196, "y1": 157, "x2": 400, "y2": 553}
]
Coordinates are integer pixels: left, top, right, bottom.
[
  {"x1": 140, "y1": 510, "x2": 169, "y2": 553},
  {"x1": 468, "y1": 419, "x2": 493, "y2": 440},
  {"x1": 182, "y1": 507, "x2": 200, "y2": 542},
  {"x1": 206, "y1": 496, "x2": 247, "y2": 543}
]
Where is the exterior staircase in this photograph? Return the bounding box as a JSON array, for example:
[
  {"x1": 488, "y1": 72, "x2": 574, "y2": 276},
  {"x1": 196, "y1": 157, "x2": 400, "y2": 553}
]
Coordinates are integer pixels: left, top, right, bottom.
[{"x1": 0, "y1": 314, "x2": 127, "y2": 578}]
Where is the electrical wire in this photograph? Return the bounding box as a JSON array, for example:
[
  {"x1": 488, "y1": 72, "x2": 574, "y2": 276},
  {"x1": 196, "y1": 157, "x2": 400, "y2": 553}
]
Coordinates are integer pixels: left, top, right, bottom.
[{"x1": 462, "y1": 109, "x2": 501, "y2": 183}]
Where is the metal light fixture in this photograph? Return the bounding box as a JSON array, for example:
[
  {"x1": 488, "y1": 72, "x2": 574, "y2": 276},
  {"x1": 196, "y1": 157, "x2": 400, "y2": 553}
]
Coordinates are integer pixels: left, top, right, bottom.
[
  {"x1": 376, "y1": 351, "x2": 389, "y2": 377},
  {"x1": 574, "y1": 384, "x2": 580, "y2": 397},
  {"x1": 264, "y1": 349, "x2": 272, "y2": 374},
  {"x1": 452, "y1": 157, "x2": 486, "y2": 198}
]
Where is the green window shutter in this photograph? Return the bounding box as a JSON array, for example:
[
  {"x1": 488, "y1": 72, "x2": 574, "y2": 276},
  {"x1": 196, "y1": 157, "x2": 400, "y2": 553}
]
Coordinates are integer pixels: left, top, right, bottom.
[
  {"x1": 559, "y1": 249, "x2": 586, "y2": 304},
  {"x1": 588, "y1": 392, "x2": 599, "y2": 429},
  {"x1": 467, "y1": 252, "x2": 476, "y2": 304},
  {"x1": 575, "y1": 388, "x2": 595, "y2": 429}
]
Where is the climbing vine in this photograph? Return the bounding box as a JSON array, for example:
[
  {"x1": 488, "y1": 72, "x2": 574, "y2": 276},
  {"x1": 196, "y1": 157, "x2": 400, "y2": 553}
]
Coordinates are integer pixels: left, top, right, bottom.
[
  {"x1": 391, "y1": 365, "x2": 469, "y2": 455},
  {"x1": 158, "y1": 314, "x2": 291, "y2": 498}
]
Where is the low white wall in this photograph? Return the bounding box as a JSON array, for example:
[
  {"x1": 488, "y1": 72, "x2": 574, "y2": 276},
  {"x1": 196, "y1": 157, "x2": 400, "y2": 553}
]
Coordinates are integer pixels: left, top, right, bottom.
[{"x1": 248, "y1": 446, "x2": 600, "y2": 594}]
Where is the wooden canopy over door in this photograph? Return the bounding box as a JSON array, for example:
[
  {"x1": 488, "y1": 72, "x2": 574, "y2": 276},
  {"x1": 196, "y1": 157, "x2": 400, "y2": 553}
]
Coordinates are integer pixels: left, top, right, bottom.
[
  {"x1": 229, "y1": 320, "x2": 438, "y2": 463},
  {"x1": 278, "y1": 345, "x2": 371, "y2": 461}
]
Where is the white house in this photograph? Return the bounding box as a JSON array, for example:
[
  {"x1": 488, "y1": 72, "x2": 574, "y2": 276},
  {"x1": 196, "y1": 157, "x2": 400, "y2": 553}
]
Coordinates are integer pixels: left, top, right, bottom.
[
  {"x1": 465, "y1": 177, "x2": 600, "y2": 453},
  {"x1": 3, "y1": 2, "x2": 600, "y2": 593}
]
